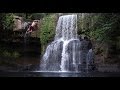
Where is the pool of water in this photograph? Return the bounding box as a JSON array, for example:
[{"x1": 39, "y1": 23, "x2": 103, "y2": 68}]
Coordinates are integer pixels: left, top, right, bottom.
[{"x1": 0, "y1": 71, "x2": 120, "y2": 77}]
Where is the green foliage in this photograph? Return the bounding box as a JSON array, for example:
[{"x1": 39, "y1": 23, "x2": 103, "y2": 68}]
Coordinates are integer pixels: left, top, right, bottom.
[
  {"x1": 78, "y1": 13, "x2": 120, "y2": 63},
  {"x1": 30, "y1": 13, "x2": 48, "y2": 20},
  {"x1": 2, "y1": 13, "x2": 14, "y2": 30},
  {"x1": 14, "y1": 13, "x2": 26, "y2": 17},
  {"x1": 3, "y1": 51, "x2": 11, "y2": 57},
  {"x1": 12, "y1": 51, "x2": 20, "y2": 58},
  {"x1": 78, "y1": 13, "x2": 120, "y2": 43},
  {"x1": 40, "y1": 14, "x2": 56, "y2": 45},
  {"x1": 40, "y1": 14, "x2": 57, "y2": 54},
  {"x1": 0, "y1": 49, "x2": 20, "y2": 58}
]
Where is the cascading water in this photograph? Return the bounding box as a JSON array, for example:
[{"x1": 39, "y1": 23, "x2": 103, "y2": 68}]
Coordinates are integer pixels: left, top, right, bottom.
[{"x1": 40, "y1": 14, "x2": 94, "y2": 72}]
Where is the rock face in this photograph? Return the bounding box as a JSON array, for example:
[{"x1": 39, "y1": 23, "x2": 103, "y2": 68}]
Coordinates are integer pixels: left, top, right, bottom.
[
  {"x1": 13, "y1": 16, "x2": 40, "y2": 38},
  {"x1": 13, "y1": 16, "x2": 23, "y2": 31},
  {"x1": 13, "y1": 16, "x2": 31, "y2": 32}
]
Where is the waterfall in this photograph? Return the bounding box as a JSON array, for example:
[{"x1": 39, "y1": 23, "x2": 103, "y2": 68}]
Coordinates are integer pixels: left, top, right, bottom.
[{"x1": 40, "y1": 14, "x2": 94, "y2": 72}]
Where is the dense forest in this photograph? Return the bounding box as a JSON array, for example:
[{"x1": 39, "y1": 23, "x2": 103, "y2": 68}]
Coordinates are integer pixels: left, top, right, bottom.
[{"x1": 0, "y1": 13, "x2": 120, "y2": 71}]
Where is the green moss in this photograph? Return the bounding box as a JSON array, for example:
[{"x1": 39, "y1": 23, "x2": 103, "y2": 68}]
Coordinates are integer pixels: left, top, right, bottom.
[
  {"x1": 3, "y1": 51, "x2": 11, "y2": 57},
  {"x1": 12, "y1": 51, "x2": 20, "y2": 58},
  {"x1": 0, "y1": 49, "x2": 20, "y2": 58}
]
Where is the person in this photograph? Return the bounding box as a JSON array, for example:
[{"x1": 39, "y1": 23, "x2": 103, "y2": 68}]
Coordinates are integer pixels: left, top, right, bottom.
[{"x1": 26, "y1": 20, "x2": 38, "y2": 35}]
